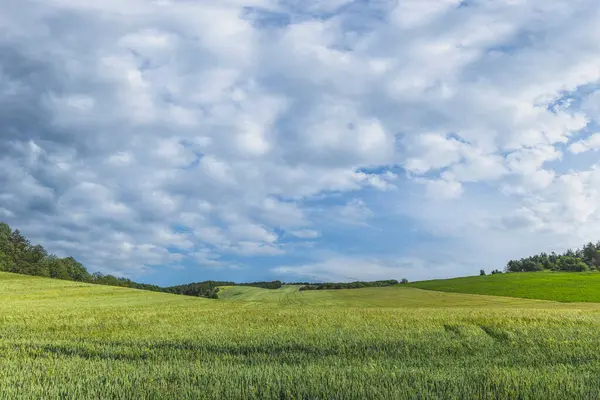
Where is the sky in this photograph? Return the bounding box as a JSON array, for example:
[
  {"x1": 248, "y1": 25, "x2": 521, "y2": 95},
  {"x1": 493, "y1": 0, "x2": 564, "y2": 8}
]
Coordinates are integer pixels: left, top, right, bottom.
[{"x1": 2, "y1": 0, "x2": 600, "y2": 286}]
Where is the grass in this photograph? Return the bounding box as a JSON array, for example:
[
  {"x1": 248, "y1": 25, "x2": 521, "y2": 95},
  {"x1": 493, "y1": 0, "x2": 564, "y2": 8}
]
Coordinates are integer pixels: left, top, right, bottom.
[
  {"x1": 3, "y1": 272, "x2": 600, "y2": 398},
  {"x1": 408, "y1": 271, "x2": 600, "y2": 302}
]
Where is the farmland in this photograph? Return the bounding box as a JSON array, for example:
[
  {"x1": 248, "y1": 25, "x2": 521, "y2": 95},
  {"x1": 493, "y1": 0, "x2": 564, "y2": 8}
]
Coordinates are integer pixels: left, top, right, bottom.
[
  {"x1": 3, "y1": 272, "x2": 600, "y2": 399},
  {"x1": 408, "y1": 271, "x2": 600, "y2": 302}
]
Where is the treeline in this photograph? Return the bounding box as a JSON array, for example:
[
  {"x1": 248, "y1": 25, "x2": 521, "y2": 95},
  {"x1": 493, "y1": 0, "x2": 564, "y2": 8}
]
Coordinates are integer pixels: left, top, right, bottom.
[
  {"x1": 506, "y1": 241, "x2": 600, "y2": 273},
  {"x1": 162, "y1": 281, "x2": 234, "y2": 299},
  {"x1": 298, "y1": 279, "x2": 403, "y2": 291},
  {"x1": 0, "y1": 221, "x2": 280, "y2": 298},
  {"x1": 163, "y1": 280, "x2": 282, "y2": 298},
  {"x1": 0, "y1": 223, "x2": 93, "y2": 282},
  {"x1": 240, "y1": 281, "x2": 282, "y2": 289}
]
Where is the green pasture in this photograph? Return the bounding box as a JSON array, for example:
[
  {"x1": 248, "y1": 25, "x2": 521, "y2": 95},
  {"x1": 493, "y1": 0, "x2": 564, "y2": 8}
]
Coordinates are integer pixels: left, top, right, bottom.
[
  {"x1": 409, "y1": 271, "x2": 600, "y2": 302},
  {"x1": 2, "y1": 272, "x2": 600, "y2": 399}
]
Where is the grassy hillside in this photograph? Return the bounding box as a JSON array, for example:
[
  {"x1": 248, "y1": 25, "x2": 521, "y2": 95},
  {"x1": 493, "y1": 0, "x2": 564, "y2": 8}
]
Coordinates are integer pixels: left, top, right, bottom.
[
  {"x1": 408, "y1": 271, "x2": 600, "y2": 302},
  {"x1": 217, "y1": 284, "x2": 593, "y2": 308},
  {"x1": 4, "y1": 272, "x2": 600, "y2": 398}
]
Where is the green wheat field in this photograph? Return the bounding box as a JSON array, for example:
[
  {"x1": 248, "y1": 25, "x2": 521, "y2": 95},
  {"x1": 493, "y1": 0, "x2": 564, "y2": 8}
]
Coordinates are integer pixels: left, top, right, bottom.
[{"x1": 3, "y1": 272, "x2": 600, "y2": 399}]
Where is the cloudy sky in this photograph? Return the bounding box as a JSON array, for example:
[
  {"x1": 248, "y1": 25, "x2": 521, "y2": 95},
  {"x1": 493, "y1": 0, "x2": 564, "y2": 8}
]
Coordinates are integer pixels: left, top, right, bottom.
[{"x1": 1, "y1": 0, "x2": 600, "y2": 285}]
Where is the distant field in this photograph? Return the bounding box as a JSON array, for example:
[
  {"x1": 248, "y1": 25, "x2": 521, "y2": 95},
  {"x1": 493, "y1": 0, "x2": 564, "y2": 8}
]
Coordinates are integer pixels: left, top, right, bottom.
[
  {"x1": 408, "y1": 271, "x2": 600, "y2": 302},
  {"x1": 218, "y1": 284, "x2": 594, "y2": 308},
  {"x1": 3, "y1": 272, "x2": 600, "y2": 399}
]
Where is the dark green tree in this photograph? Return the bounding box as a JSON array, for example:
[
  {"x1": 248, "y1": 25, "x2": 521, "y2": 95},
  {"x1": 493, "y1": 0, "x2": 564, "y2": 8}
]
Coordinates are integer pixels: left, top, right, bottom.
[
  {"x1": 46, "y1": 256, "x2": 72, "y2": 280},
  {"x1": 555, "y1": 256, "x2": 589, "y2": 272}
]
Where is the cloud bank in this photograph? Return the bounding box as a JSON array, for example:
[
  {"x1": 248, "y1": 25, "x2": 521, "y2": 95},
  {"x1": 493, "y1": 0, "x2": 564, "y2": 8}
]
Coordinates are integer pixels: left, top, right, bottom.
[{"x1": 1, "y1": 0, "x2": 600, "y2": 283}]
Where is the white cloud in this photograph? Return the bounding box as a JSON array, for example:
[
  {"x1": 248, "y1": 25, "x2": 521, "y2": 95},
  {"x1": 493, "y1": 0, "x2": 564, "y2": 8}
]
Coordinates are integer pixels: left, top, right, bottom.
[
  {"x1": 443, "y1": 152, "x2": 507, "y2": 183},
  {"x1": 402, "y1": 133, "x2": 466, "y2": 175},
  {"x1": 194, "y1": 227, "x2": 230, "y2": 248},
  {"x1": 272, "y1": 256, "x2": 460, "y2": 282},
  {"x1": 392, "y1": 0, "x2": 464, "y2": 29},
  {"x1": 231, "y1": 241, "x2": 284, "y2": 256},
  {"x1": 2, "y1": 0, "x2": 600, "y2": 281},
  {"x1": 289, "y1": 229, "x2": 320, "y2": 239},
  {"x1": 335, "y1": 199, "x2": 374, "y2": 225},
  {"x1": 569, "y1": 133, "x2": 600, "y2": 154},
  {"x1": 191, "y1": 249, "x2": 223, "y2": 267},
  {"x1": 422, "y1": 178, "x2": 463, "y2": 200},
  {"x1": 506, "y1": 145, "x2": 562, "y2": 174},
  {"x1": 228, "y1": 223, "x2": 278, "y2": 243}
]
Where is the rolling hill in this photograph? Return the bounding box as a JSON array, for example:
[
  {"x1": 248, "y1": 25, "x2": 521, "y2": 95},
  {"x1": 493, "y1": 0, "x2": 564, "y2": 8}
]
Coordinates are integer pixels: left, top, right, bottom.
[
  {"x1": 408, "y1": 271, "x2": 600, "y2": 302},
  {"x1": 217, "y1": 283, "x2": 596, "y2": 308},
  {"x1": 3, "y1": 271, "x2": 600, "y2": 398}
]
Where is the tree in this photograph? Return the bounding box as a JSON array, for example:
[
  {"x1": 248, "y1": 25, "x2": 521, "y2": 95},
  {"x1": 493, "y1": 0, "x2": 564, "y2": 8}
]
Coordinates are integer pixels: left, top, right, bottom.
[
  {"x1": 60, "y1": 257, "x2": 91, "y2": 282},
  {"x1": 480, "y1": 269, "x2": 486, "y2": 276},
  {"x1": 555, "y1": 256, "x2": 589, "y2": 272},
  {"x1": 592, "y1": 250, "x2": 600, "y2": 270},
  {"x1": 298, "y1": 280, "x2": 399, "y2": 291},
  {"x1": 46, "y1": 256, "x2": 71, "y2": 280},
  {"x1": 564, "y1": 248, "x2": 576, "y2": 257},
  {"x1": 582, "y1": 242, "x2": 596, "y2": 266},
  {"x1": 23, "y1": 244, "x2": 48, "y2": 274},
  {"x1": 0, "y1": 250, "x2": 14, "y2": 272},
  {"x1": 506, "y1": 260, "x2": 519, "y2": 272},
  {"x1": 0, "y1": 222, "x2": 11, "y2": 253},
  {"x1": 9, "y1": 230, "x2": 29, "y2": 253},
  {"x1": 522, "y1": 259, "x2": 544, "y2": 272}
]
